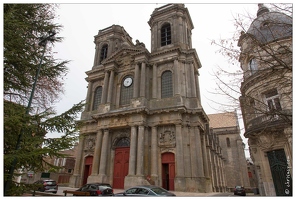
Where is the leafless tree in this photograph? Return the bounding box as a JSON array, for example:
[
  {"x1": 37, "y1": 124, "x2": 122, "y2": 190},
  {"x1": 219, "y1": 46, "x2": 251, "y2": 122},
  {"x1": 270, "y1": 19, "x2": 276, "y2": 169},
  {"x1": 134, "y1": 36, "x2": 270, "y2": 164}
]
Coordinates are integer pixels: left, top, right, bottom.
[{"x1": 210, "y1": 3, "x2": 292, "y2": 128}]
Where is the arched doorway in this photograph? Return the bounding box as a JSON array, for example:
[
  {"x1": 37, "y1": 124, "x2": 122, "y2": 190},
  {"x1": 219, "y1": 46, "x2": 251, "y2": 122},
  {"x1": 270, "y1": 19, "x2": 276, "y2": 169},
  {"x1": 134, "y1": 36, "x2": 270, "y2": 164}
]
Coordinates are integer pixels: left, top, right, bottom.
[
  {"x1": 161, "y1": 152, "x2": 175, "y2": 191},
  {"x1": 113, "y1": 137, "x2": 130, "y2": 189},
  {"x1": 83, "y1": 156, "x2": 93, "y2": 185}
]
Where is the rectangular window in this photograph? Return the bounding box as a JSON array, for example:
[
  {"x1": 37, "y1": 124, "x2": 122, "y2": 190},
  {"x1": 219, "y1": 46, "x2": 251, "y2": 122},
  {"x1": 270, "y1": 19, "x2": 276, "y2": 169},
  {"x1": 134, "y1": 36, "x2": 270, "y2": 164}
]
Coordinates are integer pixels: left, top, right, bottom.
[{"x1": 264, "y1": 89, "x2": 282, "y2": 111}]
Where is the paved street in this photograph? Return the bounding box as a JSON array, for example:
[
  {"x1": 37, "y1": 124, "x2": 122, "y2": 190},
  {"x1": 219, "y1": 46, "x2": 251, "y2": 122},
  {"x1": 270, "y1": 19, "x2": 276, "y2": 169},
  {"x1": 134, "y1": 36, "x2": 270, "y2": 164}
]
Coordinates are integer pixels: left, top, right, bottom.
[{"x1": 59, "y1": 186, "x2": 259, "y2": 197}]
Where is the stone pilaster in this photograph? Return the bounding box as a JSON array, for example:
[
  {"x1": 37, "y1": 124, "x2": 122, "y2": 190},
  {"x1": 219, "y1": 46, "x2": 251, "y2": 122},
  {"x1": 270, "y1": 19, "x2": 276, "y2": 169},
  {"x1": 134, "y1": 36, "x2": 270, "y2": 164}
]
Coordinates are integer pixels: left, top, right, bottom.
[
  {"x1": 87, "y1": 130, "x2": 103, "y2": 183},
  {"x1": 136, "y1": 126, "x2": 145, "y2": 176},
  {"x1": 151, "y1": 126, "x2": 158, "y2": 179},
  {"x1": 140, "y1": 62, "x2": 146, "y2": 97},
  {"x1": 107, "y1": 70, "x2": 114, "y2": 103},
  {"x1": 133, "y1": 63, "x2": 140, "y2": 98},
  {"x1": 152, "y1": 64, "x2": 157, "y2": 99},
  {"x1": 97, "y1": 129, "x2": 109, "y2": 182},
  {"x1": 101, "y1": 71, "x2": 109, "y2": 104},
  {"x1": 69, "y1": 136, "x2": 85, "y2": 187}
]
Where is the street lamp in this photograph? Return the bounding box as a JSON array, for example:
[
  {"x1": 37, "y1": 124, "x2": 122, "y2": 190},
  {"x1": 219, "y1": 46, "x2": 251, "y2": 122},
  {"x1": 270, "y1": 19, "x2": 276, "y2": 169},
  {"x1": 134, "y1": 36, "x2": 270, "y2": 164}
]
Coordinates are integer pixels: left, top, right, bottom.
[{"x1": 4, "y1": 31, "x2": 56, "y2": 196}]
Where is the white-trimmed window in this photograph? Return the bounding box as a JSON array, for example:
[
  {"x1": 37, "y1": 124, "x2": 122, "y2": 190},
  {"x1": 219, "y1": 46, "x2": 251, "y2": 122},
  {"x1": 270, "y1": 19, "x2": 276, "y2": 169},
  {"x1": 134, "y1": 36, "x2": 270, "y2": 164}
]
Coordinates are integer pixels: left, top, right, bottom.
[{"x1": 265, "y1": 89, "x2": 282, "y2": 111}]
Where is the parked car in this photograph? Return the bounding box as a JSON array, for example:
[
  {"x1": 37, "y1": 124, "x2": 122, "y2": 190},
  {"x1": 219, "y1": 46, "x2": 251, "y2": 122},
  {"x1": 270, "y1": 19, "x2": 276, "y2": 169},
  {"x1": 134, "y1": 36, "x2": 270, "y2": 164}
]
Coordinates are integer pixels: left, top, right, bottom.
[
  {"x1": 33, "y1": 179, "x2": 58, "y2": 194},
  {"x1": 115, "y1": 185, "x2": 176, "y2": 196},
  {"x1": 234, "y1": 185, "x2": 246, "y2": 196},
  {"x1": 76, "y1": 183, "x2": 114, "y2": 196}
]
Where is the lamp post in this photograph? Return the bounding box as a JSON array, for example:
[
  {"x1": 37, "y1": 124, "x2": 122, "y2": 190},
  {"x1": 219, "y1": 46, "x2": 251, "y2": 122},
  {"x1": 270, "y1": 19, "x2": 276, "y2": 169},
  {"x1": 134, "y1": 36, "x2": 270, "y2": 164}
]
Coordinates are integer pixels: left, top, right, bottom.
[{"x1": 4, "y1": 31, "x2": 56, "y2": 196}]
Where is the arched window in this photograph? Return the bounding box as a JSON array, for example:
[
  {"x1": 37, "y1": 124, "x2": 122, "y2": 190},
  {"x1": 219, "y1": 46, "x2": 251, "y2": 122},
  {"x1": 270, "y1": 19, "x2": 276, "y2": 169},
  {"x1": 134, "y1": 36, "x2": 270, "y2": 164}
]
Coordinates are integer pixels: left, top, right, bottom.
[
  {"x1": 93, "y1": 86, "x2": 102, "y2": 110},
  {"x1": 249, "y1": 58, "x2": 257, "y2": 74},
  {"x1": 100, "y1": 44, "x2": 108, "y2": 63},
  {"x1": 116, "y1": 137, "x2": 130, "y2": 147},
  {"x1": 120, "y1": 75, "x2": 134, "y2": 105},
  {"x1": 161, "y1": 23, "x2": 171, "y2": 46},
  {"x1": 161, "y1": 71, "x2": 173, "y2": 98},
  {"x1": 226, "y1": 138, "x2": 231, "y2": 148}
]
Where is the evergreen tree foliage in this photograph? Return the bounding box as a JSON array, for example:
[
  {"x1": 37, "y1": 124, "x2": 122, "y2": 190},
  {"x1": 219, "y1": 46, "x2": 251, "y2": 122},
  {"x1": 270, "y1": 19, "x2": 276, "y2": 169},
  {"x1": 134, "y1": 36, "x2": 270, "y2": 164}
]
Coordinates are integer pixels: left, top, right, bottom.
[{"x1": 3, "y1": 4, "x2": 85, "y2": 195}]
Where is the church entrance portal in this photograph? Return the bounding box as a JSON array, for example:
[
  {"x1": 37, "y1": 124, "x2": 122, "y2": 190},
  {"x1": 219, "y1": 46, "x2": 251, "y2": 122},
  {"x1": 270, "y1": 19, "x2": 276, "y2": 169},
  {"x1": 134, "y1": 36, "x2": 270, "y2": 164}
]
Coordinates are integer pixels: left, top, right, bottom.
[
  {"x1": 83, "y1": 156, "x2": 93, "y2": 185},
  {"x1": 113, "y1": 147, "x2": 129, "y2": 188},
  {"x1": 161, "y1": 152, "x2": 175, "y2": 191},
  {"x1": 113, "y1": 136, "x2": 130, "y2": 189}
]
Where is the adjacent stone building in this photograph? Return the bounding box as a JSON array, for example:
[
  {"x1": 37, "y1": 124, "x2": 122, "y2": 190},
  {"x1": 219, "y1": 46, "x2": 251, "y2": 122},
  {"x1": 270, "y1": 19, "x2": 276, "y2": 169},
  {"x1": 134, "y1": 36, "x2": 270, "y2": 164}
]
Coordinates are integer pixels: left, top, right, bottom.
[
  {"x1": 208, "y1": 112, "x2": 250, "y2": 191},
  {"x1": 238, "y1": 4, "x2": 292, "y2": 196}
]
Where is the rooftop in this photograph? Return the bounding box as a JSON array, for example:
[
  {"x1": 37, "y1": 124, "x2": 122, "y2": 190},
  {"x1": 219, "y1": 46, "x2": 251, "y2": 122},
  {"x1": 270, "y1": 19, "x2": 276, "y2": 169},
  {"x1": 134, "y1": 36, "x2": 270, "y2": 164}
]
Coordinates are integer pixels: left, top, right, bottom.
[{"x1": 208, "y1": 112, "x2": 238, "y2": 129}]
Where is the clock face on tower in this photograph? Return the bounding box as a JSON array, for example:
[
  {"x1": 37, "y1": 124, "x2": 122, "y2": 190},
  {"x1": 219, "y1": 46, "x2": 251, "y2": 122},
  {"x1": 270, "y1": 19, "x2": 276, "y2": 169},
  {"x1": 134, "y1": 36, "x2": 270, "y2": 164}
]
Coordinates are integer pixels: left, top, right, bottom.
[{"x1": 123, "y1": 77, "x2": 133, "y2": 87}]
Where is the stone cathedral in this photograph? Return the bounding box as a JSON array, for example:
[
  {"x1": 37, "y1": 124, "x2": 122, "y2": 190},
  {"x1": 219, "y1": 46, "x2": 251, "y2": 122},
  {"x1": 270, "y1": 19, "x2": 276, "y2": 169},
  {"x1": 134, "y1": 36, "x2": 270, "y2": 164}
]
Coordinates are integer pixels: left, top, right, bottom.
[{"x1": 69, "y1": 4, "x2": 249, "y2": 192}]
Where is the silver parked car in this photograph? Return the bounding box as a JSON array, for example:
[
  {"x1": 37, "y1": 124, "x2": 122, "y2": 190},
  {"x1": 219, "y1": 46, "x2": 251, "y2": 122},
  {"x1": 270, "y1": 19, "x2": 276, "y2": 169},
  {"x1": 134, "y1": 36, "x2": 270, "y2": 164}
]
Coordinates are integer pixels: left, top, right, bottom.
[
  {"x1": 33, "y1": 179, "x2": 58, "y2": 194},
  {"x1": 115, "y1": 185, "x2": 176, "y2": 196}
]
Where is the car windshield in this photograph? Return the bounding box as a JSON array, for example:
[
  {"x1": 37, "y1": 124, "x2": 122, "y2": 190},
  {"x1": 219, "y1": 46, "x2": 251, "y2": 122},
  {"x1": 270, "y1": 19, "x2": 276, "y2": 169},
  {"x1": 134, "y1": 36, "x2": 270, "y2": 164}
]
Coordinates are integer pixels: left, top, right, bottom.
[
  {"x1": 45, "y1": 181, "x2": 56, "y2": 185},
  {"x1": 100, "y1": 186, "x2": 111, "y2": 190},
  {"x1": 150, "y1": 187, "x2": 168, "y2": 195}
]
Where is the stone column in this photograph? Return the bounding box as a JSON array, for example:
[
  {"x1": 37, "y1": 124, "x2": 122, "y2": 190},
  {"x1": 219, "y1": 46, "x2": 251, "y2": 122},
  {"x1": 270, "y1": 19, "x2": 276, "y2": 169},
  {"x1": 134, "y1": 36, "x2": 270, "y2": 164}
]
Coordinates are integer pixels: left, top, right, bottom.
[
  {"x1": 151, "y1": 126, "x2": 158, "y2": 177},
  {"x1": 139, "y1": 62, "x2": 146, "y2": 97},
  {"x1": 189, "y1": 126, "x2": 198, "y2": 177},
  {"x1": 85, "y1": 81, "x2": 93, "y2": 111},
  {"x1": 175, "y1": 124, "x2": 184, "y2": 177},
  {"x1": 69, "y1": 135, "x2": 85, "y2": 187},
  {"x1": 174, "y1": 60, "x2": 180, "y2": 95},
  {"x1": 128, "y1": 126, "x2": 137, "y2": 175},
  {"x1": 98, "y1": 129, "x2": 109, "y2": 176},
  {"x1": 190, "y1": 63, "x2": 197, "y2": 97},
  {"x1": 136, "y1": 126, "x2": 145, "y2": 175},
  {"x1": 91, "y1": 130, "x2": 103, "y2": 175},
  {"x1": 133, "y1": 63, "x2": 140, "y2": 98},
  {"x1": 195, "y1": 127, "x2": 205, "y2": 177},
  {"x1": 101, "y1": 71, "x2": 109, "y2": 104},
  {"x1": 201, "y1": 133, "x2": 210, "y2": 177},
  {"x1": 175, "y1": 124, "x2": 186, "y2": 191},
  {"x1": 107, "y1": 70, "x2": 114, "y2": 103},
  {"x1": 195, "y1": 73, "x2": 201, "y2": 105},
  {"x1": 93, "y1": 44, "x2": 99, "y2": 66},
  {"x1": 152, "y1": 64, "x2": 157, "y2": 99}
]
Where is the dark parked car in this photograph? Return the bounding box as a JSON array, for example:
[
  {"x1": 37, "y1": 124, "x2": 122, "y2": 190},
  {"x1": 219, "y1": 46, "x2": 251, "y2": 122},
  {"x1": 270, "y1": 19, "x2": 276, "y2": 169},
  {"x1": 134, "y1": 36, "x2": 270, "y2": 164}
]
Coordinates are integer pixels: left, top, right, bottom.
[
  {"x1": 234, "y1": 185, "x2": 246, "y2": 196},
  {"x1": 76, "y1": 183, "x2": 114, "y2": 196},
  {"x1": 33, "y1": 179, "x2": 58, "y2": 194},
  {"x1": 115, "y1": 185, "x2": 176, "y2": 196}
]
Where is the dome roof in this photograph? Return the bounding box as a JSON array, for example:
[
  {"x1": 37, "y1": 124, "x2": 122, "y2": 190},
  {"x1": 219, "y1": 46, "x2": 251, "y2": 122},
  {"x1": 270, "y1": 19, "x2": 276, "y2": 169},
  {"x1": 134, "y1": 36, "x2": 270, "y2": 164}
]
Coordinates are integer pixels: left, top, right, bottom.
[{"x1": 247, "y1": 4, "x2": 292, "y2": 44}]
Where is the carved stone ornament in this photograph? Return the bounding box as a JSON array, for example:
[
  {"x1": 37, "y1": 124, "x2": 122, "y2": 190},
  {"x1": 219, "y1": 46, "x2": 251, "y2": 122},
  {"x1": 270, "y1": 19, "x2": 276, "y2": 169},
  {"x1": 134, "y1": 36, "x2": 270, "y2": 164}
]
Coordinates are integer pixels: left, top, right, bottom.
[
  {"x1": 257, "y1": 132, "x2": 275, "y2": 149},
  {"x1": 115, "y1": 52, "x2": 134, "y2": 66},
  {"x1": 159, "y1": 130, "x2": 176, "y2": 148},
  {"x1": 84, "y1": 134, "x2": 96, "y2": 151}
]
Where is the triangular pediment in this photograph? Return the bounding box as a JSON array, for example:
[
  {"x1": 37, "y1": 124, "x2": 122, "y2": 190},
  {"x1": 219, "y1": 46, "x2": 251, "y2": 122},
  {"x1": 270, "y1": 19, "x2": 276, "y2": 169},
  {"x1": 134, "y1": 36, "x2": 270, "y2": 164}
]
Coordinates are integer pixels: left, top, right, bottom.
[{"x1": 102, "y1": 47, "x2": 147, "y2": 67}]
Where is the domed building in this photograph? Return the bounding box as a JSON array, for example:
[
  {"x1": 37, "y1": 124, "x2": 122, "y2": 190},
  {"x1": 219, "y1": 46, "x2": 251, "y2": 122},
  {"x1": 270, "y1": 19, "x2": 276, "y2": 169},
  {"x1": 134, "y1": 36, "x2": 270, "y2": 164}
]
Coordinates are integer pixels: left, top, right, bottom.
[{"x1": 238, "y1": 4, "x2": 292, "y2": 196}]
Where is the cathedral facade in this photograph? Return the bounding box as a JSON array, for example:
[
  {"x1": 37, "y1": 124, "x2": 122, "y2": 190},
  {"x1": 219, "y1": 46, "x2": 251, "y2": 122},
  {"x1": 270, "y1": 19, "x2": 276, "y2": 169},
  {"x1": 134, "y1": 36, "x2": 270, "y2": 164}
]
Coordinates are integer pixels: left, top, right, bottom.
[{"x1": 69, "y1": 4, "x2": 248, "y2": 193}]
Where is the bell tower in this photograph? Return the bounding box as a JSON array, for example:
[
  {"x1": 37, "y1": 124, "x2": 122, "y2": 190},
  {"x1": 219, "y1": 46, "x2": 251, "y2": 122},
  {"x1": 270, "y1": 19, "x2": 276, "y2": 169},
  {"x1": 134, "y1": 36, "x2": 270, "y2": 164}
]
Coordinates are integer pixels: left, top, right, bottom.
[{"x1": 148, "y1": 4, "x2": 194, "y2": 52}]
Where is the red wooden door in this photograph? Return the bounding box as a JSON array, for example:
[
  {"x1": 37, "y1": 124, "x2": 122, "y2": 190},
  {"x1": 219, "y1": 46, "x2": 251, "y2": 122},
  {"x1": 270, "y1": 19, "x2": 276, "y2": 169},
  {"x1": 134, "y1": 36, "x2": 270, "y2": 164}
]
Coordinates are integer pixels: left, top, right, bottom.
[
  {"x1": 161, "y1": 153, "x2": 175, "y2": 191},
  {"x1": 168, "y1": 163, "x2": 175, "y2": 190},
  {"x1": 83, "y1": 156, "x2": 93, "y2": 185},
  {"x1": 113, "y1": 147, "x2": 129, "y2": 189}
]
